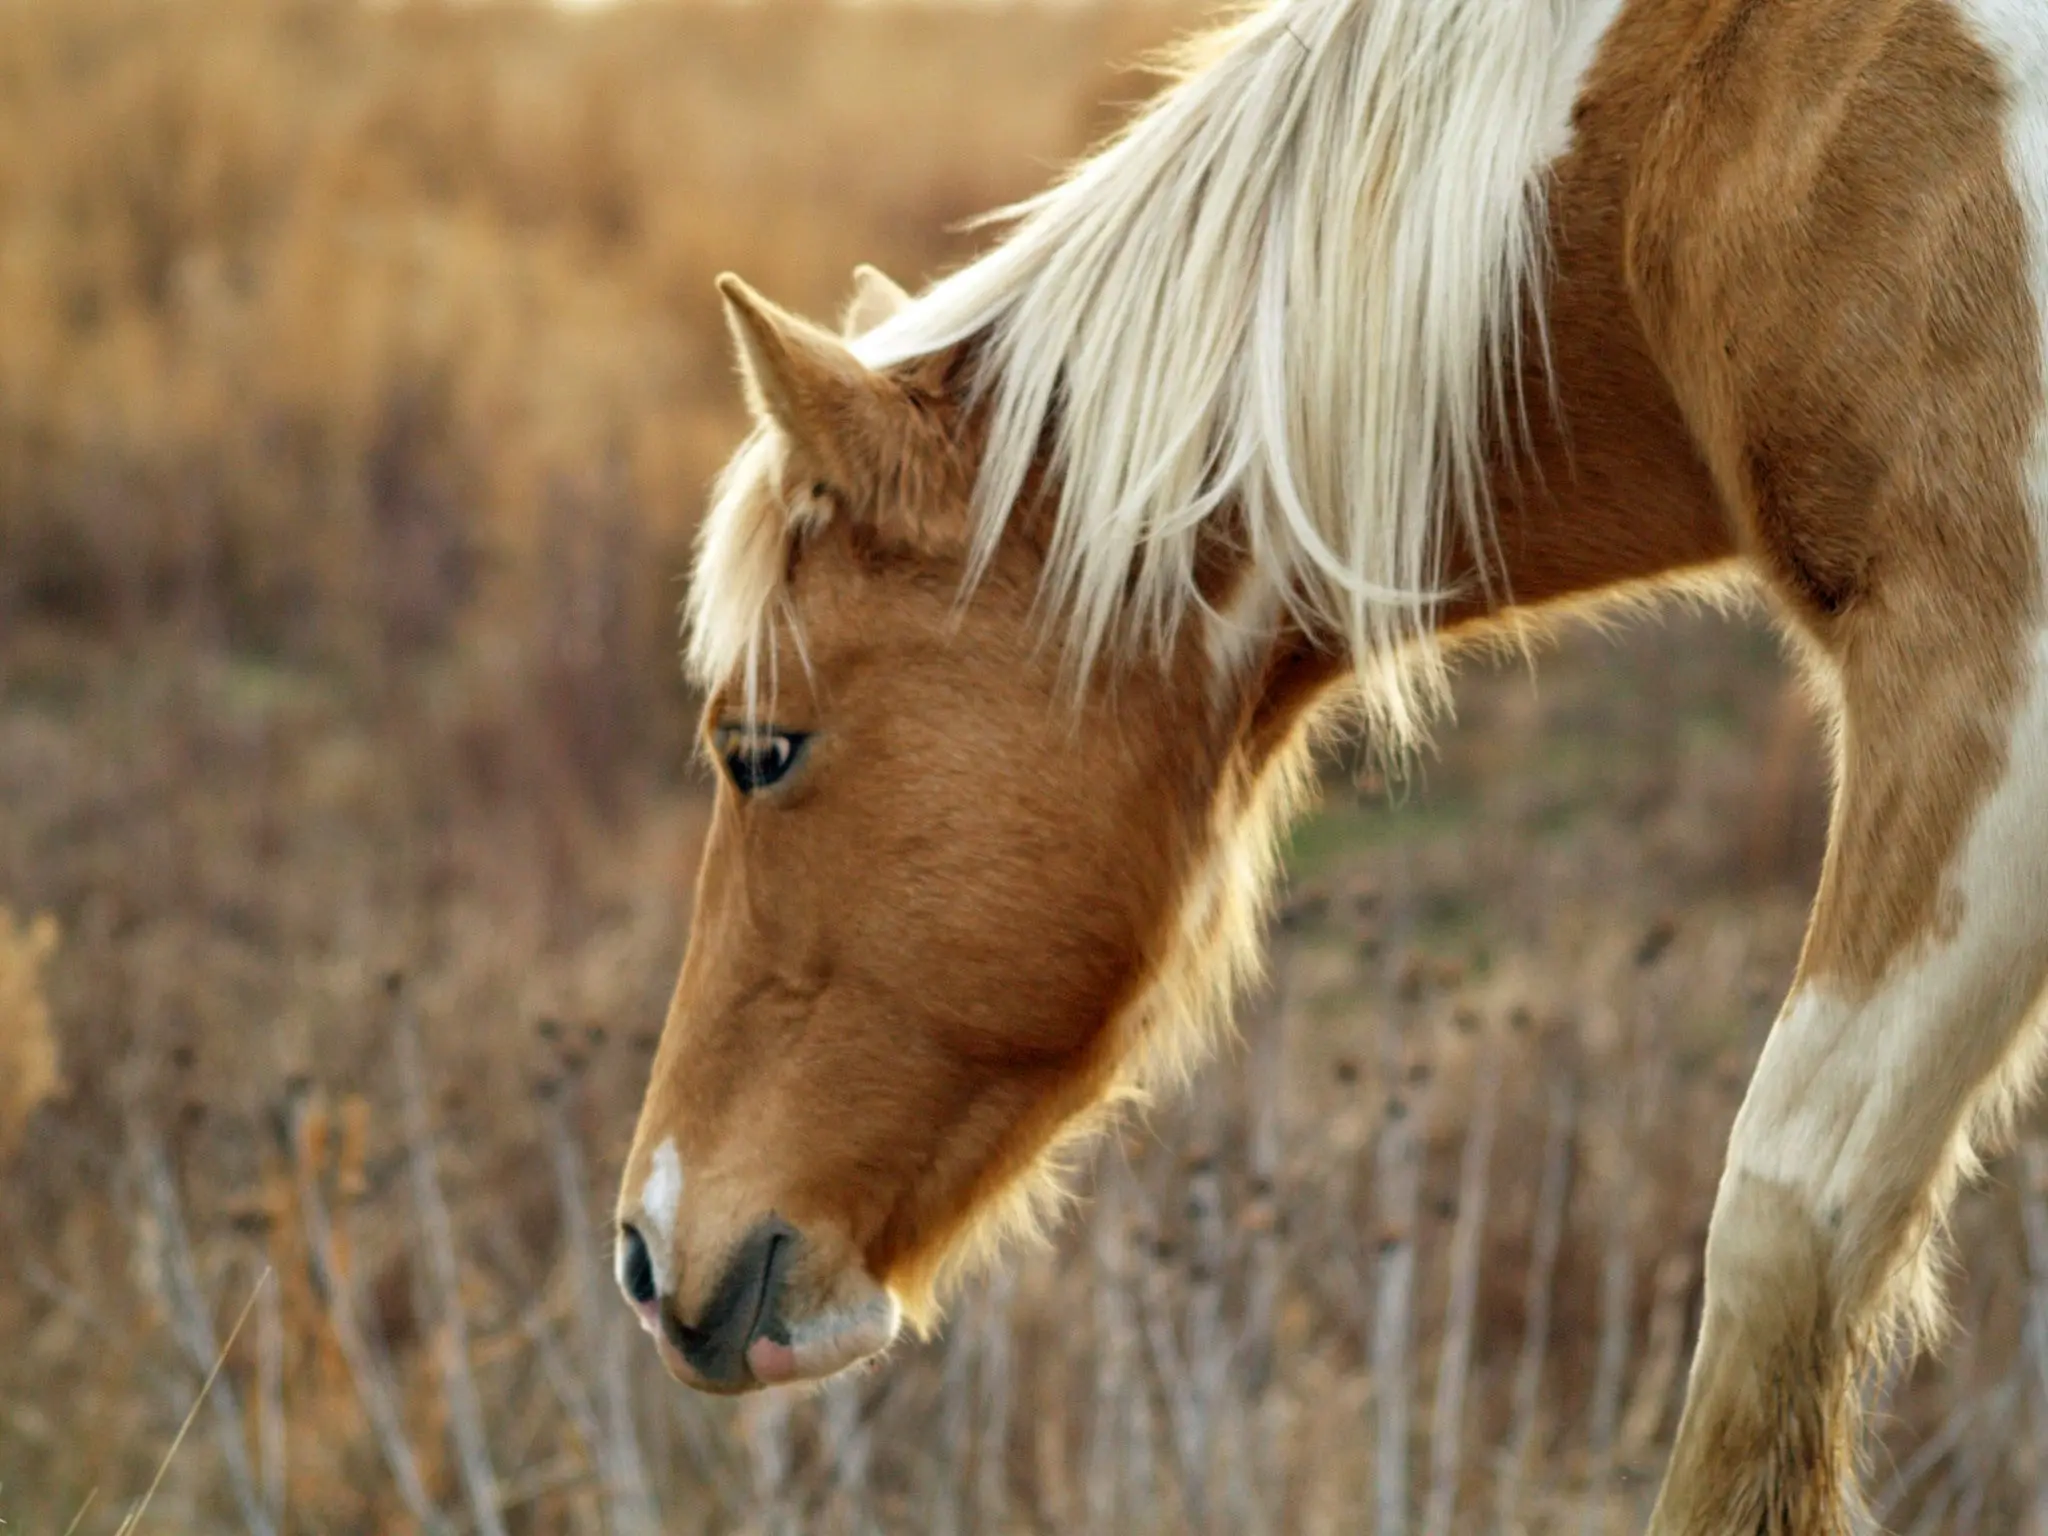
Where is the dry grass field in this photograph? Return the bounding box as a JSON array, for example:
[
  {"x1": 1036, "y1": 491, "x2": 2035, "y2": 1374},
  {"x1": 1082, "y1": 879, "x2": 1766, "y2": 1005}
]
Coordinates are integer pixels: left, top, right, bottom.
[{"x1": 5, "y1": 1, "x2": 2048, "y2": 1531}]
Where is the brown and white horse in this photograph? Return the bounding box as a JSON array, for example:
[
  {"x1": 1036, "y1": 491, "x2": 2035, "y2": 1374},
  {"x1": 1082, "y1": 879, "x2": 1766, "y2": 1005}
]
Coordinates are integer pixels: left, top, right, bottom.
[{"x1": 616, "y1": 0, "x2": 2048, "y2": 1526}]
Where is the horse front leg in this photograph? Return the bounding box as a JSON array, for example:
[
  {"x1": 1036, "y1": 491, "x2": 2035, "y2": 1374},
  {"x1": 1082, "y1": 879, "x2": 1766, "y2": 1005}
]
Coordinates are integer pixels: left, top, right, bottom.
[{"x1": 1649, "y1": 626, "x2": 2048, "y2": 1535}]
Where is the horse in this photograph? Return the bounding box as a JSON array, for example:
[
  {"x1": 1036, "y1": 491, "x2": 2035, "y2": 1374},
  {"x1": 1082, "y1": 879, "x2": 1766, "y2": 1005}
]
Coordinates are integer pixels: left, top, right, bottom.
[{"x1": 614, "y1": 0, "x2": 2048, "y2": 1527}]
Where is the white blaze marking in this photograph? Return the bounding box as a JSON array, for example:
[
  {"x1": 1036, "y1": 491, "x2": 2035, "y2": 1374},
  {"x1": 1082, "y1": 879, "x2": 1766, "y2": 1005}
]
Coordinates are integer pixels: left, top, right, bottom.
[{"x1": 639, "y1": 1138, "x2": 684, "y2": 1291}]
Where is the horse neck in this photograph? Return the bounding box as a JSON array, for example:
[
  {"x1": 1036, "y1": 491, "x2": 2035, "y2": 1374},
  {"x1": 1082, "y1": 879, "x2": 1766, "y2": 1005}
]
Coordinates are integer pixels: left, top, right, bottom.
[
  {"x1": 1228, "y1": 112, "x2": 1737, "y2": 758},
  {"x1": 1443, "y1": 146, "x2": 1735, "y2": 628}
]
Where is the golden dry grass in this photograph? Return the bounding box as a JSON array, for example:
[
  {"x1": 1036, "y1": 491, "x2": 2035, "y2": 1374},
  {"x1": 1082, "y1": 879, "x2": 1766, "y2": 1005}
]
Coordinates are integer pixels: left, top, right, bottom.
[
  {"x1": 4, "y1": 1, "x2": 2048, "y2": 1532},
  {"x1": 0, "y1": 0, "x2": 1169, "y2": 687}
]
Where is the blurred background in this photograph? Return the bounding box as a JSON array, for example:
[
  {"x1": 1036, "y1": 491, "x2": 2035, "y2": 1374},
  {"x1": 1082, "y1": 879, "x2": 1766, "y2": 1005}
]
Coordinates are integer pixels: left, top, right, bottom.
[{"x1": 1, "y1": 0, "x2": 2045, "y2": 1530}]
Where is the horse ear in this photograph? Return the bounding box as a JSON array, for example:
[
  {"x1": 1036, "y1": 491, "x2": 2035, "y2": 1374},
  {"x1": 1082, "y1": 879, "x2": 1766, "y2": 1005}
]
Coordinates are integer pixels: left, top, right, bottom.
[
  {"x1": 718, "y1": 273, "x2": 890, "y2": 486},
  {"x1": 841, "y1": 263, "x2": 911, "y2": 337}
]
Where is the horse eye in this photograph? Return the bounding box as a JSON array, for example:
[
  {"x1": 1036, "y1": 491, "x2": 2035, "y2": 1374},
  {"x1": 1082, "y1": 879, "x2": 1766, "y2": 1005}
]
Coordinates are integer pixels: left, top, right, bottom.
[{"x1": 716, "y1": 729, "x2": 808, "y2": 794}]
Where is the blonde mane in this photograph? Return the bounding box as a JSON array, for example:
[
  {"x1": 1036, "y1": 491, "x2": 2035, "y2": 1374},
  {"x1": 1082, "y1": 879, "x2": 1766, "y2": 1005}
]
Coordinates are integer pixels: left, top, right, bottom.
[{"x1": 691, "y1": 0, "x2": 1619, "y2": 738}]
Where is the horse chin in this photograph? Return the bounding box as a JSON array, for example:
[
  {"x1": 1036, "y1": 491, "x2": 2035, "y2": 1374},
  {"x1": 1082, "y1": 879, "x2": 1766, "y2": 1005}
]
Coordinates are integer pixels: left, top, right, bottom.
[
  {"x1": 747, "y1": 1286, "x2": 903, "y2": 1387},
  {"x1": 659, "y1": 1277, "x2": 903, "y2": 1395}
]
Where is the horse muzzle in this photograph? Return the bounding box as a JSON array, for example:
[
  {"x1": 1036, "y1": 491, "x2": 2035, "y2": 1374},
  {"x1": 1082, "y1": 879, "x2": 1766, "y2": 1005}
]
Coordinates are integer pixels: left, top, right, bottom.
[{"x1": 615, "y1": 1213, "x2": 900, "y2": 1393}]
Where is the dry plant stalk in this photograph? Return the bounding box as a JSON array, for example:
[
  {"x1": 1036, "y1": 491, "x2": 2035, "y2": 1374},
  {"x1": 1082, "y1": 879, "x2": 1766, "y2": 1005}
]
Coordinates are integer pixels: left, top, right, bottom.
[
  {"x1": 1140, "y1": 1174, "x2": 1208, "y2": 1530},
  {"x1": 974, "y1": 1264, "x2": 1017, "y2": 1532},
  {"x1": 1577, "y1": 1079, "x2": 1640, "y2": 1536},
  {"x1": 818, "y1": 1376, "x2": 872, "y2": 1536},
  {"x1": 543, "y1": 1092, "x2": 660, "y2": 1535},
  {"x1": 1086, "y1": 1163, "x2": 1136, "y2": 1536},
  {"x1": 252, "y1": 1260, "x2": 285, "y2": 1532},
  {"x1": 1371, "y1": 1033, "x2": 1422, "y2": 1535},
  {"x1": 280, "y1": 1095, "x2": 353, "y2": 1395},
  {"x1": 744, "y1": 1387, "x2": 797, "y2": 1536},
  {"x1": 1422, "y1": 1035, "x2": 1501, "y2": 1536},
  {"x1": 1235, "y1": 961, "x2": 1292, "y2": 1536},
  {"x1": 394, "y1": 993, "x2": 508, "y2": 1536},
  {"x1": 290, "y1": 1091, "x2": 449, "y2": 1533},
  {"x1": 1870, "y1": 1378, "x2": 2008, "y2": 1528},
  {"x1": 1617, "y1": 1253, "x2": 1695, "y2": 1459},
  {"x1": 131, "y1": 1130, "x2": 276, "y2": 1536},
  {"x1": 931, "y1": 1278, "x2": 975, "y2": 1536},
  {"x1": 0, "y1": 908, "x2": 61, "y2": 1163},
  {"x1": 1496, "y1": 1070, "x2": 1578, "y2": 1533},
  {"x1": 246, "y1": 1089, "x2": 359, "y2": 1519},
  {"x1": 114, "y1": 1269, "x2": 271, "y2": 1536},
  {"x1": 2018, "y1": 1141, "x2": 2048, "y2": 1536}
]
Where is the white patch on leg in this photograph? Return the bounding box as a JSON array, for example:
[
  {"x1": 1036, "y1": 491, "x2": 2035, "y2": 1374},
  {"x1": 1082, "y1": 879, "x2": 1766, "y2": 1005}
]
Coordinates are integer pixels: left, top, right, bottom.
[
  {"x1": 637, "y1": 1138, "x2": 684, "y2": 1292},
  {"x1": 1734, "y1": 3, "x2": 2048, "y2": 1229},
  {"x1": 1964, "y1": 0, "x2": 2048, "y2": 552},
  {"x1": 1962, "y1": 0, "x2": 2048, "y2": 258},
  {"x1": 1729, "y1": 633, "x2": 2048, "y2": 1225}
]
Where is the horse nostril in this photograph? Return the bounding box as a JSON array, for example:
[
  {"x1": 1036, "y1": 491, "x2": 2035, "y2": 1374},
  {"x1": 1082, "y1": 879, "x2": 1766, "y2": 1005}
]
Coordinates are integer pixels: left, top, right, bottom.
[
  {"x1": 665, "y1": 1216, "x2": 799, "y2": 1386},
  {"x1": 619, "y1": 1223, "x2": 657, "y2": 1306}
]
